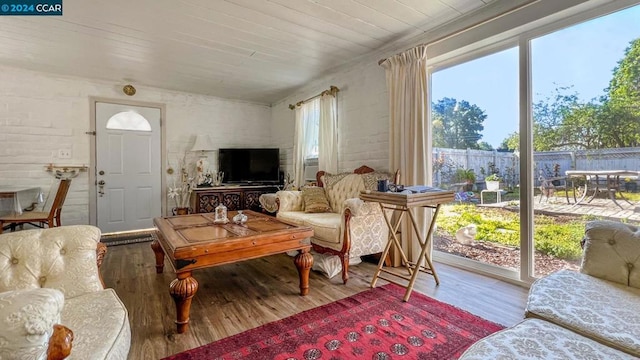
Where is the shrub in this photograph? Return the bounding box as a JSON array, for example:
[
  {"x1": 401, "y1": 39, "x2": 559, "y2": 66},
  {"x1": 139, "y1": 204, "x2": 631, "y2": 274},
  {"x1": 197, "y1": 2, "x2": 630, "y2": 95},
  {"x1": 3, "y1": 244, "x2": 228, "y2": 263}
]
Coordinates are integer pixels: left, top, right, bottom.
[{"x1": 453, "y1": 168, "x2": 476, "y2": 183}]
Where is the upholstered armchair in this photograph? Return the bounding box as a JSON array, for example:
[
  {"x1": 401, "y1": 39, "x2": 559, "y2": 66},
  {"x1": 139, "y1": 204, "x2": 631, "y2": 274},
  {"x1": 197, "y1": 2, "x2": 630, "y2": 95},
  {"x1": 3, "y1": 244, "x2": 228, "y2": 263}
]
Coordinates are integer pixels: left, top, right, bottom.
[
  {"x1": 0, "y1": 225, "x2": 130, "y2": 360},
  {"x1": 276, "y1": 166, "x2": 398, "y2": 284}
]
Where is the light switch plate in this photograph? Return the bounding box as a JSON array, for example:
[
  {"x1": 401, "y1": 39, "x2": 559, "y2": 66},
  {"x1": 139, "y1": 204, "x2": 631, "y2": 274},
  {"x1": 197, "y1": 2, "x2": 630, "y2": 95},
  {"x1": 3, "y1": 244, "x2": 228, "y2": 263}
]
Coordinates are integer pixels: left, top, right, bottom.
[{"x1": 58, "y1": 149, "x2": 72, "y2": 159}]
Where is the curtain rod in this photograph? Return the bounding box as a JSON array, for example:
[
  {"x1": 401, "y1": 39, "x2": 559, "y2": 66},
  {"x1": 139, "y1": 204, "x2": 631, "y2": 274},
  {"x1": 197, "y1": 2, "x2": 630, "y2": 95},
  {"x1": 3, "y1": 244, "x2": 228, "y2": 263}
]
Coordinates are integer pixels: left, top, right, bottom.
[
  {"x1": 377, "y1": 0, "x2": 540, "y2": 66},
  {"x1": 288, "y1": 85, "x2": 339, "y2": 110}
]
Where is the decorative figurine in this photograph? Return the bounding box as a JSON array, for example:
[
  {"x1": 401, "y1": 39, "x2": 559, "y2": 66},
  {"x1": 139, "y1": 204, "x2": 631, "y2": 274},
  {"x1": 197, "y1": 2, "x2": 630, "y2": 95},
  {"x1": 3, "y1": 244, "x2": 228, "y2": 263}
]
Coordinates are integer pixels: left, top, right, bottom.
[
  {"x1": 213, "y1": 203, "x2": 228, "y2": 224},
  {"x1": 233, "y1": 210, "x2": 248, "y2": 224}
]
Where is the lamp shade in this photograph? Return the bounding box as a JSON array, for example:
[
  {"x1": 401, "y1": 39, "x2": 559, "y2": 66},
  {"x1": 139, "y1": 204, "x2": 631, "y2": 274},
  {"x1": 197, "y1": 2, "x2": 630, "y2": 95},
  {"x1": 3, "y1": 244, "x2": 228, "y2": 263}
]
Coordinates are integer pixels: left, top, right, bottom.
[{"x1": 190, "y1": 134, "x2": 214, "y2": 152}]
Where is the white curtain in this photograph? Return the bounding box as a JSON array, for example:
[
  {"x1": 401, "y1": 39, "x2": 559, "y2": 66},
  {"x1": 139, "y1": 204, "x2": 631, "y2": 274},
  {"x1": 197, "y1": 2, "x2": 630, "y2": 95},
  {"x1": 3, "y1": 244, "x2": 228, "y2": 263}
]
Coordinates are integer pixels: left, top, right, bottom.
[
  {"x1": 293, "y1": 99, "x2": 320, "y2": 189},
  {"x1": 381, "y1": 45, "x2": 430, "y2": 264},
  {"x1": 293, "y1": 107, "x2": 306, "y2": 189},
  {"x1": 318, "y1": 92, "x2": 338, "y2": 173},
  {"x1": 304, "y1": 99, "x2": 320, "y2": 159}
]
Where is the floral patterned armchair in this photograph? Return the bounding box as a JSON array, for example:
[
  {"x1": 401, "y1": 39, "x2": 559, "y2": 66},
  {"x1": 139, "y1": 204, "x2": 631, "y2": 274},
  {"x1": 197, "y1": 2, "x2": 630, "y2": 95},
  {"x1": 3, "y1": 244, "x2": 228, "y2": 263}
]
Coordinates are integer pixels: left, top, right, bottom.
[{"x1": 276, "y1": 165, "x2": 398, "y2": 284}]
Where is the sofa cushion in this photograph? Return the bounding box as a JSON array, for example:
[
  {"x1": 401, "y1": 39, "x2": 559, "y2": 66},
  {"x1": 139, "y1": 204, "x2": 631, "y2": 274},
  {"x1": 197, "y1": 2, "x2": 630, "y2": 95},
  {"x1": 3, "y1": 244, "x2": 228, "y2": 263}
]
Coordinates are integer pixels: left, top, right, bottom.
[
  {"x1": 0, "y1": 225, "x2": 103, "y2": 298},
  {"x1": 302, "y1": 187, "x2": 332, "y2": 213},
  {"x1": 276, "y1": 211, "x2": 341, "y2": 245},
  {"x1": 276, "y1": 211, "x2": 306, "y2": 226},
  {"x1": 526, "y1": 269, "x2": 640, "y2": 356},
  {"x1": 0, "y1": 288, "x2": 65, "y2": 360},
  {"x1": 460, "y1": 319, "x2": 635, "y2": 360},
  {"x1": 582, "y1": 220, "x2": 640, "y2": 288},
  {"x1": 303, "y1": 213, "x2": 342, "y2": 245},
  {"x1": 62, "y1": 289, "x2": 130, "y2": 360}
]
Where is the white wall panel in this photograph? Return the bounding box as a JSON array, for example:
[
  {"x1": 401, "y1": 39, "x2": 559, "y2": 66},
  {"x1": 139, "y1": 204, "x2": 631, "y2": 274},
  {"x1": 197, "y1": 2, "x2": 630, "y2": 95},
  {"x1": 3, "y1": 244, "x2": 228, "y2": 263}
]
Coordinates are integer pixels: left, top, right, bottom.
[{"x1": 0, "y1": 65, "x2": 271, "y2": 226}]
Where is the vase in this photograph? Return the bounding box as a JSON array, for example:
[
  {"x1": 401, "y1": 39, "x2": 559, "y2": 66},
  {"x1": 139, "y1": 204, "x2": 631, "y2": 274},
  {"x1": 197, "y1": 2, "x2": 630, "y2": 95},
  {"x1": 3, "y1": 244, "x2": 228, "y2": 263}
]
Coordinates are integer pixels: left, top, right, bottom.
[
  {"x1": 172, "y1": 207, "x2": 190, "y2": 216},
  {"x1": 485, "y1": 181, "x2": 500, "y2": 191},
  {"x1": 233, "y1": 210, "x2": 248, "y2": 224}
]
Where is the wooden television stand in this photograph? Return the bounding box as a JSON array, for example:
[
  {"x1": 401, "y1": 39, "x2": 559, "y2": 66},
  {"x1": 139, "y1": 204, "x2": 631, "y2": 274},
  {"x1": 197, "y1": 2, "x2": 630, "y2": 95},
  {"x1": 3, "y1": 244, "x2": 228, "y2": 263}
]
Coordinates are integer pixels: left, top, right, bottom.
[{"x1": 192, "y1": 185, "x2": 279, "y2": 213}]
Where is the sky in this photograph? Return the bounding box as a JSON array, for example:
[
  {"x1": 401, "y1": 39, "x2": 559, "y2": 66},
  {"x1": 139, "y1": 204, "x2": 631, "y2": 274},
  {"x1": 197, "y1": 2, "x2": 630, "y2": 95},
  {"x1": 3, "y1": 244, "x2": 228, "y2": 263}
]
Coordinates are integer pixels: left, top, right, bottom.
[{"x1": 431, "y1": 4, "x2": 640, "y2": 148}]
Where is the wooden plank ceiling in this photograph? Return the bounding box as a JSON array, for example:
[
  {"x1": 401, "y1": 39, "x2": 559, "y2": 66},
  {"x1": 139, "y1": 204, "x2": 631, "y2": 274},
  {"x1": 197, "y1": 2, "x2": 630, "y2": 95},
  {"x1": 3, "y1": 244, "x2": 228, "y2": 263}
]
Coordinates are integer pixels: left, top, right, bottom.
[{"x1": 0, "y1": 0, "x2": 496, "y2": 104}]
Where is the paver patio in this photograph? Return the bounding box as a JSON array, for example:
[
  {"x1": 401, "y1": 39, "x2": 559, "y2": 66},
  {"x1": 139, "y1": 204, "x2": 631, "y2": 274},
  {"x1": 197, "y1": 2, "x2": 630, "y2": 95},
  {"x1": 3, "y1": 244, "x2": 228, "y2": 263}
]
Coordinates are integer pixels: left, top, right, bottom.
[{"x1": 480, "y1": 196, "x2": 640, "y2": 222}]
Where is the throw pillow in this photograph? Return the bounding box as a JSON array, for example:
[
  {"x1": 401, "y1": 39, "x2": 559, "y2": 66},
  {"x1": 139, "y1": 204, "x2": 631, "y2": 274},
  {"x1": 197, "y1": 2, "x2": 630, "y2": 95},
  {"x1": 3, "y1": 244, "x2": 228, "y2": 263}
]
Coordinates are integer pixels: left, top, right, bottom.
[
  {"x1": 302, "y1": 187, "x2": 332, "y2": 213},
  {"x1": 362, "y1": 171, "x2": 394, "y2": 191},
  {"x1": 321, "y1": 172, "x2": 351, "y2": 189}
]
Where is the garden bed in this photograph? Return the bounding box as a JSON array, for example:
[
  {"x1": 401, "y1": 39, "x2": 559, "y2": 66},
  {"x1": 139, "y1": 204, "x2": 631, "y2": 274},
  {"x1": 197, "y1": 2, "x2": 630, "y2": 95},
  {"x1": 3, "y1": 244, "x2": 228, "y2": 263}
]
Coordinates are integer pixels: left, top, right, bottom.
[
  {"x1": 434, "y1": 204, "x2": 587, "y2": 276},
  {"x1": 434, "y1": 233, "x2": 580, "y2": 276}
]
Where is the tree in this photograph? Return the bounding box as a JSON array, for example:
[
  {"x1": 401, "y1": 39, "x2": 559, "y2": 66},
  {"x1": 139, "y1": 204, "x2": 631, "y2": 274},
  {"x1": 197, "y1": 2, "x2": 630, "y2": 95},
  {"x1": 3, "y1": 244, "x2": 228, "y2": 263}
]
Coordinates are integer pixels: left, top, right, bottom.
[
  {"x1": 599, "y1": 38, "x2": 640, "y2": 148},
  {"x1": 498, "y1": 132, "x2": 519, "y2": 151},
  {"x1": 432, "y1": 98, "x2": 486, "y2": 149},
  {"x1": 607, "y1": 38, "x2": 640, "y2": 117},
  {"x1": 529, "y1": 38, "x2": 640, "y2": 150},
  {"x1": 477, "y1": 141, "x2": 494, "y2": 151}
]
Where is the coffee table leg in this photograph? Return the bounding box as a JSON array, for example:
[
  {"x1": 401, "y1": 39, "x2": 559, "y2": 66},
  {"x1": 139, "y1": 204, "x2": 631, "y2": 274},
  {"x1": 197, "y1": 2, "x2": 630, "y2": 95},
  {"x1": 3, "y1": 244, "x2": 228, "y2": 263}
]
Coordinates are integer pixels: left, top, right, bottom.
[
  {"x1": 150, "y1": 238, "x2": 165, "y2": 274},
  {"x1": 169, "y1": 272, "x2": 199, "y2": 334},
  {"x1": 294, "y1": 249, "x2": 313, "y2": 296}
]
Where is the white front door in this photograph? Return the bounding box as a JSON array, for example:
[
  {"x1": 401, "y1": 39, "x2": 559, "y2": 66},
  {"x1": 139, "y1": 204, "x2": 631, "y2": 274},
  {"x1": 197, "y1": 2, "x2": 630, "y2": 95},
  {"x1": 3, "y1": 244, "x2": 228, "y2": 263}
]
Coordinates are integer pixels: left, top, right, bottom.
[{"x1": 95, "y1": 102, "x2": 162, "y2": 233}]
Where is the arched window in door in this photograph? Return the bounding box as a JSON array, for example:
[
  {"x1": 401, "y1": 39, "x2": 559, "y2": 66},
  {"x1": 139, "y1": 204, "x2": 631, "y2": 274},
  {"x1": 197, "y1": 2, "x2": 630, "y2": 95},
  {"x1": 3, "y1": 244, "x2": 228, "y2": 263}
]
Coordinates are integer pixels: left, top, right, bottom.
[{"x1": 105, "y1": 110, "x2": 152, "y2": 131}]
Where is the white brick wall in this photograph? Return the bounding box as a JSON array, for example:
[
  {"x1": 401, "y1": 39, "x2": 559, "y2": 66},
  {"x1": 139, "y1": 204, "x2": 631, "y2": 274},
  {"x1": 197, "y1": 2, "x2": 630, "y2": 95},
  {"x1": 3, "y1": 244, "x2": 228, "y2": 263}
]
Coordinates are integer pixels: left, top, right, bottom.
[
  {"x1": 0, "y1": 65, "x2": 271, "y2": 226},
  {"x1": 270, "y1": 52, "x2": 391, "y2": 180}
]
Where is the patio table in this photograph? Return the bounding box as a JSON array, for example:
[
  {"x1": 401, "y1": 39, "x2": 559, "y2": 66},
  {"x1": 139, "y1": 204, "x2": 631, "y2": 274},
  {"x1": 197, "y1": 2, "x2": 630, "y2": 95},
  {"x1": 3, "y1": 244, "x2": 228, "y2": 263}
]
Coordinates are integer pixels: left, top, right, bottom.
[{"x1": 565, "y1": 170, "x2": 639, "y2": 208}]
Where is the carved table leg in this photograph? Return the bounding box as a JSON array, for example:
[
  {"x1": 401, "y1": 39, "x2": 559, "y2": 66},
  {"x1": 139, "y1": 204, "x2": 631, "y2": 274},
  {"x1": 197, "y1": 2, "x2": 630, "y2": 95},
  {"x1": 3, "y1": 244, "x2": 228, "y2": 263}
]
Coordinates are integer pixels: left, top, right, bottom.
[
  {"x1": 151, "y1": 238, "x2": 165, "y2": 274},
  {"x1": 294, "y1": 248, "x2": 313, "y2": 296},
  {"x1": 169, "y1": 272, "x2": 199, "y2": 334}
]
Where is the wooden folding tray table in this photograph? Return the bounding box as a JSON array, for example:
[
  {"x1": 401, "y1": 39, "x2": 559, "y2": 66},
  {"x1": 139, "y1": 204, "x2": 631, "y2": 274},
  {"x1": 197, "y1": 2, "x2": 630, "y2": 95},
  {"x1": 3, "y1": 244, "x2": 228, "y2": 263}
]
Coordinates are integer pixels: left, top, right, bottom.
[{"x1": 360, "y1": 188, "x2": 455, "y2": 301}]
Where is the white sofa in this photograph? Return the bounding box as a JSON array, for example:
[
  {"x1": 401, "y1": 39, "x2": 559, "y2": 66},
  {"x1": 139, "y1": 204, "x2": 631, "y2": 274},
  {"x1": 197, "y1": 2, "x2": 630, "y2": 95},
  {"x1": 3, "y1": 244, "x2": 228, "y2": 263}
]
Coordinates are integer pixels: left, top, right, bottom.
[
  {"x1": 276, "y1": 166, "x2": 396, "y2": 284},
  {"x1": 0, "y1": 225, "x2": 130, "y2": 360},
  {"x1": 460, "y1": 220, "x2": 640, "y2": 359}
]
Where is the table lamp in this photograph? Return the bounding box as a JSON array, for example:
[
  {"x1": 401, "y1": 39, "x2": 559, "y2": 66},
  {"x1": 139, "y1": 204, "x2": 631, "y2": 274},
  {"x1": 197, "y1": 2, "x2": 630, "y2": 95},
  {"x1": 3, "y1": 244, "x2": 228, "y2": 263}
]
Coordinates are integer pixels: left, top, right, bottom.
[{"x1": 190, "y1": 134, "x2": 214, "y2": 185}]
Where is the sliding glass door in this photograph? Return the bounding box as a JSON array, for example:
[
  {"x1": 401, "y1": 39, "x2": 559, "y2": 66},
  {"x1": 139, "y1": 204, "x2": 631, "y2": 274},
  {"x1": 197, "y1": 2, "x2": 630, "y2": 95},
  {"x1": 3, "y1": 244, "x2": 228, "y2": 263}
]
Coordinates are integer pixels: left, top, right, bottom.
[
  {"x1": 431, "y1": 46, "x2": 521, "y2": 277},
  {"x1": 430, "y1": 2, "x2": 640, "y2": 281},
  {"x1": 530, "y1": 3, "x2": 640, "y2": 277}
]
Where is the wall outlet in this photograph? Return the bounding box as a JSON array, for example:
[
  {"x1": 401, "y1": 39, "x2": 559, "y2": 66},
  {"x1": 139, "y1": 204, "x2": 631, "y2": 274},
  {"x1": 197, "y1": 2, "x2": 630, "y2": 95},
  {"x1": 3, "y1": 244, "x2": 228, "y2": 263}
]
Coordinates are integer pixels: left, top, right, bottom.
[{"x1": 58, "y1": 149, "x2": 72, "y2": 159}]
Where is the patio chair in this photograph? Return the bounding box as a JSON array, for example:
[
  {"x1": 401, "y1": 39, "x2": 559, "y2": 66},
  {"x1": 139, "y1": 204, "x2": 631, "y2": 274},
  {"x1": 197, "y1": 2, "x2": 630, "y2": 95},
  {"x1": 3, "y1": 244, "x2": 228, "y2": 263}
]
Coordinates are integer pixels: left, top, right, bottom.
[{"x1": 0, "y1": 179, "x2": 71, "y2": 234}]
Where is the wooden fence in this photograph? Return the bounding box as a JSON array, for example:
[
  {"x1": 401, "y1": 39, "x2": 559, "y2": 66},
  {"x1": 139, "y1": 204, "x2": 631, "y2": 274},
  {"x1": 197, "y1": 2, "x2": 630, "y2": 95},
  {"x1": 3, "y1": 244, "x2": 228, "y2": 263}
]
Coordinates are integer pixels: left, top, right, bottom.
[{"x1": 433, "y1": 147, "x2": 640, "y2": 189}]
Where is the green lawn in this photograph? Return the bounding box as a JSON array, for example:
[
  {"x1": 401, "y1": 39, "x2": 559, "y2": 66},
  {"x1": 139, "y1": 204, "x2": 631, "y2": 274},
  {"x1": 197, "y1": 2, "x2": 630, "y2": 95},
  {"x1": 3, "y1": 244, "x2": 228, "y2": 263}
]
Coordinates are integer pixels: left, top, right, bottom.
[{"x1": 436, "y1": 204, "x2": 593, "y2": 260}]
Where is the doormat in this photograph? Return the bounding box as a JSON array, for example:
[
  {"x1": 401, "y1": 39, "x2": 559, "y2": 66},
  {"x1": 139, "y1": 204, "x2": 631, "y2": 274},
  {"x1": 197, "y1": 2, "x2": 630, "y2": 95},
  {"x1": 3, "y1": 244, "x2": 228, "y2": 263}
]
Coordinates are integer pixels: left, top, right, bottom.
[
  {"x1": 100, "y1": 230, "x2": 156, "y2": 247},
  {"x1": 163, "y1": 283, "x2": 504, "y2": 360}
]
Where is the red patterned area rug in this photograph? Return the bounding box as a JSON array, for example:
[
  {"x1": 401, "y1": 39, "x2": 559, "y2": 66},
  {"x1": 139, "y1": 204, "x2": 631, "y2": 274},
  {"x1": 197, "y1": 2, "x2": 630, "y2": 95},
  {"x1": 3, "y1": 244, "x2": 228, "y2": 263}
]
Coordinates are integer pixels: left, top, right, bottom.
[{"x1": 164, "y1": 284, "x2": 503, "y2": 360}]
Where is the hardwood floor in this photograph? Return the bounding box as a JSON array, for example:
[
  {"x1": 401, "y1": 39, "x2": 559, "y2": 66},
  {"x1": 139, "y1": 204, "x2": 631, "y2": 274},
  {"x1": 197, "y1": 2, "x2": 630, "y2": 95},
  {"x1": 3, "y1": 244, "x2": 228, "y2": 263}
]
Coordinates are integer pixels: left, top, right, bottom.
[{"x1": 102, "y1": 242, "x2": 529, "y2": 359}]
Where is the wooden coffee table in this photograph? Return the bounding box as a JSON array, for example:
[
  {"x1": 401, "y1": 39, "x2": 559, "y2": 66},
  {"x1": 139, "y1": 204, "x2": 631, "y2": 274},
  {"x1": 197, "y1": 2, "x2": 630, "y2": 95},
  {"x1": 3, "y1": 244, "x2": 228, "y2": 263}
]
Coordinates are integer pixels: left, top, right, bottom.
[{"x1": 152, "y1": 210, "x2": 314, "y2": 333}]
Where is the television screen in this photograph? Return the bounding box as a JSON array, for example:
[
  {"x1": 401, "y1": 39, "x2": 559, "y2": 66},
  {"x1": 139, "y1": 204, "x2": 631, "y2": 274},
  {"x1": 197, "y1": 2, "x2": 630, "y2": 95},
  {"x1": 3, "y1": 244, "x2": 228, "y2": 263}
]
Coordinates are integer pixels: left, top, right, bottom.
[{"x1": 218, "y1": 148, "x2": 280, "y2": 184}]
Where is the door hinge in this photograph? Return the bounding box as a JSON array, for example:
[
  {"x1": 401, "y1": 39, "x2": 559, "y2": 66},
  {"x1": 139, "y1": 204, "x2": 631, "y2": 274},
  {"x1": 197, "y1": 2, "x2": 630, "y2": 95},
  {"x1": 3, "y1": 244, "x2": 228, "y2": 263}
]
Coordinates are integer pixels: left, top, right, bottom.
[{"x1": 85, "y1": 131, "x2": 96, "y2": 136}]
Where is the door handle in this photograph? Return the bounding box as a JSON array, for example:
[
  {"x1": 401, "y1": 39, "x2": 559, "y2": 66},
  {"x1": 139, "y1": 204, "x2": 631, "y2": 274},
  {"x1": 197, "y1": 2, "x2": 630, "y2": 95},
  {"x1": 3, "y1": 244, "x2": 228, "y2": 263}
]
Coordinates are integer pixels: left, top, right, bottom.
[{"x1": 98, "y1": 180, "x2": 105, "y2": 197}]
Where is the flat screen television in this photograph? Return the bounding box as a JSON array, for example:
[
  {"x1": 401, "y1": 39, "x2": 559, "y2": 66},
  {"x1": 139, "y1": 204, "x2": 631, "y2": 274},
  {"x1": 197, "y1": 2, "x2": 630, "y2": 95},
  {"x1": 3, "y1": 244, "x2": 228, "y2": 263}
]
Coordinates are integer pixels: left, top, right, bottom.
[{"x1": 218, "y1": 148, "x2": 280, "y2": 185}]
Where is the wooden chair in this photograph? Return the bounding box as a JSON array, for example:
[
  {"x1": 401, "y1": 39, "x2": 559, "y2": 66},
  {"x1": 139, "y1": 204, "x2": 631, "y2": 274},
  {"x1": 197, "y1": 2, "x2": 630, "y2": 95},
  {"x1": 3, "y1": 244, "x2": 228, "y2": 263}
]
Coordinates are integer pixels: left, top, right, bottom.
[{"x1": 0, "y1": 179, "x2": 71, "y2": 234}]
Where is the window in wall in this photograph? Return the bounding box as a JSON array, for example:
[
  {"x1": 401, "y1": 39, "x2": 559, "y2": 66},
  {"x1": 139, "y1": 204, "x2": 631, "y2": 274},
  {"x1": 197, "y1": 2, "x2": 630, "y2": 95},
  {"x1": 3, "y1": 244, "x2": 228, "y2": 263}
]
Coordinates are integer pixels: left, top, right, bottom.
[
  {"x1": 300, "y1": 98, "x2": 320, "y2": 160},
  {"x1": 105, "y1": 110, "x2": 151, "y2": 131}
]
